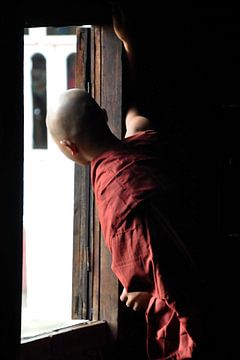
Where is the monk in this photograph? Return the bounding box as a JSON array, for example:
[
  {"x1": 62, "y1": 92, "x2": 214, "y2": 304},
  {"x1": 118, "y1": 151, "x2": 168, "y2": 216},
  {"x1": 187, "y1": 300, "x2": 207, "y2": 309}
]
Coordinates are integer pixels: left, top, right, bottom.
[{"x1": 46, "y1": 8, "x2": 208, "y2": 360}]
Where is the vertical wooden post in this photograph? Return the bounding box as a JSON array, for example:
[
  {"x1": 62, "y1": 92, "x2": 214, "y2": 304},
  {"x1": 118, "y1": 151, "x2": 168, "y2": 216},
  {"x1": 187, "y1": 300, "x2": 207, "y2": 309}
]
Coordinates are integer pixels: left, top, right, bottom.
[{"x1": 99, "y1": 25, "x2": 122, "y2": 339}]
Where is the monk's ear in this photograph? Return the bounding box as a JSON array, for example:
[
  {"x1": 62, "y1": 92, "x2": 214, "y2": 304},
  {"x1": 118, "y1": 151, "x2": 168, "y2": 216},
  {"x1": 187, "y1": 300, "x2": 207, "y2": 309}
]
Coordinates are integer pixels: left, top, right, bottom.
[{"x1": 60, "y1": 139, "x2": 79, "y2": 156}]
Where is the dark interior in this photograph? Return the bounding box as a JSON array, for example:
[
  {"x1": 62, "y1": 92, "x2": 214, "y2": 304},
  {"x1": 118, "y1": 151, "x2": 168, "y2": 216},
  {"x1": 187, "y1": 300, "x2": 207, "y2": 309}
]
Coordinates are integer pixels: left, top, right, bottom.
[{"x1": 1, "y1": 1, "x2": 239, "y2": 359}]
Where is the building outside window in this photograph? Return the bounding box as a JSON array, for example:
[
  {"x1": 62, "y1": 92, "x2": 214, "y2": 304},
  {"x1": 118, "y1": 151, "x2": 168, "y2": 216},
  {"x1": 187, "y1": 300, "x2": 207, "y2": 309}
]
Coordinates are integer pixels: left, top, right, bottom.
[{"x1": 22, "y1": 26, "x2": 83, "y2": 339}]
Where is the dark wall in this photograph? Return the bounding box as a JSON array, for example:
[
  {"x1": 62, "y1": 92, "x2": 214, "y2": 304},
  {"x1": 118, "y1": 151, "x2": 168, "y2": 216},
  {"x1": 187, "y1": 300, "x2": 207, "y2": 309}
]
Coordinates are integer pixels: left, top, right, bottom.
[{"x1": 0, "y1": 8, "x2": 23, "y2": 359}]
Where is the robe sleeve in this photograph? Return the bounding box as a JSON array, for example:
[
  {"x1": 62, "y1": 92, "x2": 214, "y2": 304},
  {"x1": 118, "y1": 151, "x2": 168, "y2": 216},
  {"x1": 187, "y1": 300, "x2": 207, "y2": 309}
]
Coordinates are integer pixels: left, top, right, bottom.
[
  {"x1": 109, "y1": 204, "x2": 199, "y2": 359},
  {"x1": 145, "y1": 297, "x2": 196, "y2": 359}
]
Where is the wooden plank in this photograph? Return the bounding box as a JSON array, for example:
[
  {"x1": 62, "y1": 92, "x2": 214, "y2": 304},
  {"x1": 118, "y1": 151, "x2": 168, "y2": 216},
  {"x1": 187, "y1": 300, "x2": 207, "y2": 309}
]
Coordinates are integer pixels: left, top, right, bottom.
[
  {"x1": 72, "y1": 28, "x2": 90, "y2": 320},
  {"x1": 72, "y1": 164, "x2": 91, "y2": 320},
  {"x1": 73, "y1": 25, "x2": 123, "y2": 339},
  {"x1": 91, "y1": 26, "x2": 101, "y2": 102},
  {"x1": 101, "y1": 25, "x2": 123, "y2": 139},
  {"x1": 75, "y1": 27, "x2": 88, "y2": 90},
  {"x1": 21, "y1": 337, "x2": 51, "y2": 360},
  {"x1": 21, "y1": 321, "x2": 109, "y2": 360},
  {"x1": 90, "y1": 26, "x2": 102, "y2": 322},
  {"x1": 99, "y1": 25, "x2": 122, "y2": 339},
  {"x1": 51, "y1": 321, "x2": 108, "y2": 359}
]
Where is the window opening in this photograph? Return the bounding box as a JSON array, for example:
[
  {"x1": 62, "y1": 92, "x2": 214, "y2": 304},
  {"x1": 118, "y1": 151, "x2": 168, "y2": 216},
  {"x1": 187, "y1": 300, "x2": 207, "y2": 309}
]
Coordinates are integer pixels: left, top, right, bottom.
[
  {"x1": 31, "y1": 53, "x2": 47, "y2": 149},
  {"x1": 47, "y1": 26, "x2": 77, "y2": 35},
  {"x1": 67, "y1": 53, "x2": 76, "y2": 89},
  {"x1": 22, "y1": 26, "x2": 85, "y2": 340}
]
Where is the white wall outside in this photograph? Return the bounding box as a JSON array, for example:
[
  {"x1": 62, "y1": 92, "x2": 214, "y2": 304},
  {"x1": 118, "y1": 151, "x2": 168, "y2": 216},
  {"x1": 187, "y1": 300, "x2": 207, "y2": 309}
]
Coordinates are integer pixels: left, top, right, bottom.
[{"x1": 22, "y1": 28, "x2": 76, "y2": 324}]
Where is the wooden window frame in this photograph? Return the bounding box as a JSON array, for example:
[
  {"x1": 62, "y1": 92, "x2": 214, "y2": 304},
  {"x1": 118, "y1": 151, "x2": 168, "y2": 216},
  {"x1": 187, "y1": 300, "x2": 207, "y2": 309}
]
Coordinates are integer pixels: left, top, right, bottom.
[
  {"x1": 21, "y1": 321, "x2": 108, "y2": 360},
  {"x1": 20, "y1": 24, "x2": 123, "y2": 359},
  {"x1": 72, "y1": 24, "x2": 123, "y2": 332}
]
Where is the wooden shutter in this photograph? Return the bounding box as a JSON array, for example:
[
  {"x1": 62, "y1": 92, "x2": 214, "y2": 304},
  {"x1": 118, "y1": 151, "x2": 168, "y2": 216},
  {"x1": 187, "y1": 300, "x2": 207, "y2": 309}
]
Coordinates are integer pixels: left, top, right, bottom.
[
  {"x1": 72, "y1": 27, "x2": 91, "y2": 320},
  {"x1": 72, "y1": 25, "x2": 122, "y2": 338}
]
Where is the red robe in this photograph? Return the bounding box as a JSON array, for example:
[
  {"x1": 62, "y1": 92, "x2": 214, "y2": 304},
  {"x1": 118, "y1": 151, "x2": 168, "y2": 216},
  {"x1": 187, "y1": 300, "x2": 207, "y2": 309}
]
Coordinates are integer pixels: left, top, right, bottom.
[{"x1": 91, "y1": 130, "x2": 203, "y2": 360}]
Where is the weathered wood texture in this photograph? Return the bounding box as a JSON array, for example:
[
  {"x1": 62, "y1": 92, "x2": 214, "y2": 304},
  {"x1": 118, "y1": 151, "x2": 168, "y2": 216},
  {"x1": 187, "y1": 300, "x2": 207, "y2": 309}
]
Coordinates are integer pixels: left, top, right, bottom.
[
  {"x1": 72, "y1": 27, "x2": 91, "y2": 320},
  {"x1": 98, "y1": 25, "x2": 122, "y2": 339},
  {"x1": 21, "y1": 321, "x2": 108, "y2": 360},
  {"x1": 72, "y1": 26, "x2": 122, "y2": 340}
]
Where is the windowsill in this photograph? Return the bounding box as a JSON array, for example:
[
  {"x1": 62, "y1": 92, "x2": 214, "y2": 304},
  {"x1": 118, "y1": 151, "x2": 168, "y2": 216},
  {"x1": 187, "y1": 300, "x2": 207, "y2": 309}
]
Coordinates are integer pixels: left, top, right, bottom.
[
  {"x1": 21, "y1": 319, "x2": 89, "y2": 342},
  {"x1": 21, "y1": 320, "x2": 109, "y2": 360}
]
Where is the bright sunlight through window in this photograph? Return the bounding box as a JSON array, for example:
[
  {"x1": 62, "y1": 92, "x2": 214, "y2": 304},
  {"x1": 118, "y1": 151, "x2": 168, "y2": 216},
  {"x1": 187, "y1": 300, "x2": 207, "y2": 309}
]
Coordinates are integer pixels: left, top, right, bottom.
[{"x1": 22, "y1": 26, "x2": 85, "y2": 340}]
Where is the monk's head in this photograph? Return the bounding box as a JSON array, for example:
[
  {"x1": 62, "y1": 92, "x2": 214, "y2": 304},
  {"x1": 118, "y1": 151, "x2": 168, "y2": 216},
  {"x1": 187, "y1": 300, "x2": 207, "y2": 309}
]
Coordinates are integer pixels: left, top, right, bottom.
[{"x1": 46, "y1": 88, "x2": 114, "y2": 165}]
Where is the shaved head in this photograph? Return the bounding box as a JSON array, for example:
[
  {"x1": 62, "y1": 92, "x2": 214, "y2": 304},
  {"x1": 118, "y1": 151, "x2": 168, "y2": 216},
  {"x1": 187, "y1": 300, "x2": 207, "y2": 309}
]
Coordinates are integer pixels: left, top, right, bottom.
[
  {"x1": 45, "y1": 88, "x2": 119, "y2": 165},
  {"x1": 46, "y1": 88, "x2": 107, "y2": 142}
]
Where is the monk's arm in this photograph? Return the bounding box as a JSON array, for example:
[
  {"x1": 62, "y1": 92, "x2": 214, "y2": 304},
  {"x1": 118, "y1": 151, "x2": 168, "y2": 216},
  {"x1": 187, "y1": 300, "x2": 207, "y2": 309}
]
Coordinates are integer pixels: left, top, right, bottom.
[{"x1": 112, "y1": 4, "x2": 154, "y2": 137}]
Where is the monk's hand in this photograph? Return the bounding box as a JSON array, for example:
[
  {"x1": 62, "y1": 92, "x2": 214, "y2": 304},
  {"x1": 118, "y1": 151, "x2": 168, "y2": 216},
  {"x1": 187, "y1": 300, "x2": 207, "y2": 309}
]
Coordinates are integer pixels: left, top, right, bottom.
[{"x1": 120, "y1": 288, "x2": 151, "y2": 311}]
